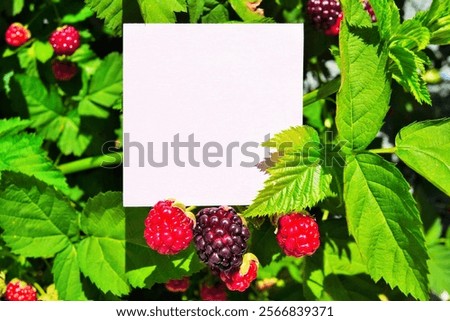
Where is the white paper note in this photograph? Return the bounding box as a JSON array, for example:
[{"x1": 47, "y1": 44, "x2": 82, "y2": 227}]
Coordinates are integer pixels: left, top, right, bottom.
[{"x1": 123, "y1": 24, "x2": 303, "y2": 206}]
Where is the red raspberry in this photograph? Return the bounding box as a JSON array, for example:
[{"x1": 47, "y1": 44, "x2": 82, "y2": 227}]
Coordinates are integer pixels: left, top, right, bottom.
[
  {"x1": 52, "y1": 60, "x2": 78, "y2": 81},
  {"x1": 193, "y1": 206, "x2": 250, "y2": 272},
  {"x1": 276, "y1": 213, "x2": 320, "y2": 257},
  {"x1": 165, "y1": 277, "x2": 190, "y2": 292},
  {"x1": 220, "y1": 253, "x2": 259, "y2": 292},
  {"x1": 5, "y1": 279, "x2": 37, "y2": 301},
  {"x1": 200, "y1": 283, "x2": 227, "y2": 301},
  {"x1": 49, "y1": 25, "x2": 81, "y2": 56},
  {"x1": 144, "y1": 200, "x2": 194, "y2": 255},
  {"x1": 5, "y1": 23, "x2": 31, "y2": 47}
]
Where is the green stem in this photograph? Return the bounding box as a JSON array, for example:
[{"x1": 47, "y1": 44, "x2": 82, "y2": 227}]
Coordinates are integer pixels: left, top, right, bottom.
[
  {"x1": 303, "y1": 77, "x2": 341, "y2": 108},
  {"x1": 186, "y1": 206, "x2": 197, "y2": 212},
  {"x1": 368, "y1": 147, "x2": 397, "y2": 154},
  {"x1": 58, "y1": 152, "x2": 123, "y2": 175}
]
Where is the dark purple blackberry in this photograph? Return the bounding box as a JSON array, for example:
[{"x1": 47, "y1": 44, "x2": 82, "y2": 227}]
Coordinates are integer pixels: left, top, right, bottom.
[
  {"x1": 306, "y1": 0, "x2": 342, "y2": 35},
  {"x1": 193, "y1": 206, "x2": 250, "y2": 272}
]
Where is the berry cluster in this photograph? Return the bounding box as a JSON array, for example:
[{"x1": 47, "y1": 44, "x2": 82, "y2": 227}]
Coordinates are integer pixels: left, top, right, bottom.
[
  {"x1": 306, "y1": 0, "x2": 376, "y2": 36},
  {"x1": 4, "y1": 23, "x2": 81, "y2": 81},
  {"x1": 145, "y1": 200, "x2": 321, "y2": 295},
  {"x1": 49, "y1": 25, "x2": 81, "y2": 81}
]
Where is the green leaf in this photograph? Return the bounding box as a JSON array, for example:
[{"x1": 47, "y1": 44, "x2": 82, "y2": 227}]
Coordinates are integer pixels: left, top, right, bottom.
[
  {"x1": 62, "y1": 6, "x2": 95, "y2": 24},
  {"x1": 389, "y1": 45, "x2": 431, "y2": 105},
  {"x1": 396, "y1": 118, "x2": 450, "y2": 196},
  {"x1": 0, "y1": 117, "x2": 31, "y2": 137},
  {"x1": 245, "y1": 126, "x2": 333, "y2": 217},
  {"x1": 263, "y1": 126, "x2": 320, "y2": 155},
  {"x1": 137, "y1": 0, "x2": 187, "y2": 23},
  {"x1": 344, "y1": 153, "x2": 429, "y2": 300},
  {"x1": 125, "y1": 207, "x2": 204, "y2": 288},
  {"x1": 33, "y1": 41, "x2": 54, "y2": 64},
  {"x1": 201, "y1": 4, "x2": 229, "y2": 23},
  {"x1": 336, "y1": 5, "x2": 392, "y2": 152},
  {"x1": 15, "y1": 74, "x2": 92, "y2": 156},
  {"x1": 187, "y1": 0, "x2": 204, "y2": 23},
  {"x1": 366, "y1": 0, "x2": 400, "y2": 40},
  {"x1": 0, "y1": 0, "x2": 25, "y2": 16},
  {"x1": 0, "y1": 133, "x2": 69, "y2": 192},
  {"x1": 390, "y1": 19, "x2": 431, "y2": 51},
  {"x1": 0, "y1": 172, "x2": 78, "y2": 258},
  {"x1": 413, "y1": 0, "x2": 450, "y2": 45},
  {"x1": 303, "y1": 219, "x2": 374, "y2": 301},
  {"x1": 77, "y1": 192, "x2": 129, "y2": 296},
  {"x1": 428, "y1": 244, "x2": 450, "y2": 296},
  {"x1": 80, "y1": 52, "x2": 122, "y2": 118},
  {"x1": 229, "y1": 0, "x2": 273, "y2": 22},
  {"x1": 320, "y1": 220, "x2": 367, "y2": 277},
  {"x1": 85, "y1": 0, "x2": 122, "y2": 35},
  {"x1": 52, "y1": 245, "x2": 87, "y2": 300},
  {"x1": 56, "y1": 109, "x2": 92, "y2": 156}
]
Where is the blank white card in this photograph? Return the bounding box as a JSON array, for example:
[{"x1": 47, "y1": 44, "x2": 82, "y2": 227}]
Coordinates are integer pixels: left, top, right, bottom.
[{"x1": 123, "y1": 24, "x2": 303, "y2": 206}]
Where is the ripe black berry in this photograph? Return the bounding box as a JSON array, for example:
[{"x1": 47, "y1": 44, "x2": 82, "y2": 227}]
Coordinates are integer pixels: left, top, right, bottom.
[
  {"x1": 306, "y1": 0, "x2": 343, "y2": 35},
  {"x1": 193, "y1": 206, "x2": 250, "y2": 272}
]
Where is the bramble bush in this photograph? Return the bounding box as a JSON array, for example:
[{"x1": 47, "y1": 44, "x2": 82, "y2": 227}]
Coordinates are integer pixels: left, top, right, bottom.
[{"x1": 0, "y1": 0, "x2": 449, "y2": 301}]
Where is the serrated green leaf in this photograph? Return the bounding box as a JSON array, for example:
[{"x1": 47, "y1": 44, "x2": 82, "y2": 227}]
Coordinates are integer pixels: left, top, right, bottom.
[
  {"x1": 85, "y1": 0, "x2": 122, "y2": 35},
  {"x1": 390, "y1": 19, "x2": 431, "y2": 51},
  {"x1": 396, "y1": 118, "x2": 450, "y2": 196},
  {"x1": 413, "y1": 0, "x2": 450, "y2": 45},
  {"x1": 229, "y1": 0, "x2": 274, "y2": 22},
  {"x1": 344, "y1": 153, "x2": 429, "y2": 300},
  {"x1": 263, "y1": 126, "x2": 320, "y2": 155},
  {"x1": 77, "y1": 192, "x2": 129, "y2": 296},
  {"x1": 0, "y1": 117, "x2": 30, "y2": 138},
  {"x1": 137, "y1": 0, "x2": 187, "y2": 23},
  {"x1": 389, "y1": 46, "x2": 431, "y2": 105},
  {"x1": 245, "y1": 126, "x2": 332, "y2": 217},
  {"x1": 80, "y1": 52, "x2": 122, "y2": 117},
  {"x1": 15, "y1": 74, "x2": 92, "y2": 156},
  {"x1": 336, "y1": 8, "x2": 391, "y2": 152},
  {"x1": 52, "y1": 245, "x2": 87, "y2": 300},
  {"x1": 0, "y1": 172, "x2": 78, "y2": 258},
  {"x1": 125, "y1": 207, "x2": 204, "y2": 288},
  {"x1": 187, "y1": 0, "x2": 205, "y2": 23},
  {"x1": 201, "y1": 4, "x2": 229, "y2": 23},
  {"x1": 341, "y1": 0, "x2": 373, "y2": 27},
  {"x1": 0, "y1": 134, "x2": 69, "y2": 192},
  {"x1": 366, "y1": 0, "x2": 400, "y2": 40}
]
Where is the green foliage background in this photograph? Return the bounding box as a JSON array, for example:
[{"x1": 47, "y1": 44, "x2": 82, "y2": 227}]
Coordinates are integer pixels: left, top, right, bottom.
[{"x1": 0, "y1": 0, "x2": 449, "y2": 301}]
